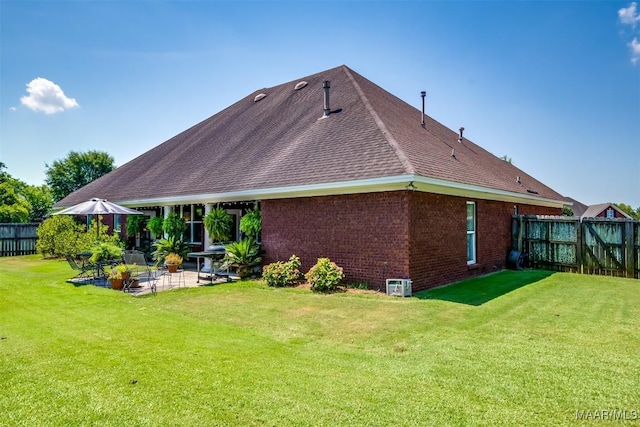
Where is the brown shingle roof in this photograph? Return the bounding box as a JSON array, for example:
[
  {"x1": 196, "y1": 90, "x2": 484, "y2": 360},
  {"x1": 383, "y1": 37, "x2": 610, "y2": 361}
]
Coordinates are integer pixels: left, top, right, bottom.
[{"x1": 57, "y1": 65, "x2": 565, "y2": 207}]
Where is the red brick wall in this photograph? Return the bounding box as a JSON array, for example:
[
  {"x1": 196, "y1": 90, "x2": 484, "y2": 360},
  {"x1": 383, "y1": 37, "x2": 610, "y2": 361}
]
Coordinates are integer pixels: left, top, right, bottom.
[
  {"x1": 262, "y1": 192, "x2": 561, "y2": 293},
  {"x1": 407, "y1": 194, "x2": 560, "y2": 291},
  {"x1": 262, "y1": 192, "x2": 410, "y2": 290}
]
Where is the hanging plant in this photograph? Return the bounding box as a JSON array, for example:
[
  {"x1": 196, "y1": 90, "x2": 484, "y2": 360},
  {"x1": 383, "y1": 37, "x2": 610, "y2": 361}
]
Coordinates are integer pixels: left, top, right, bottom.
[
  {"x1": 239, "y1": 207, "x2": 261, "y2": 242},
  {"x1": 204, "y1": 208, "x2": 233, "y2": 244},
  {"x1": 147, "y1": 216, "x2": 164, "y2": 238},
  {"x1": 126, "y1": 215, "x2": 146, "y2": 237},
  {"x1": 163, "y1": 212, "x2": 187, "y2": 241}
]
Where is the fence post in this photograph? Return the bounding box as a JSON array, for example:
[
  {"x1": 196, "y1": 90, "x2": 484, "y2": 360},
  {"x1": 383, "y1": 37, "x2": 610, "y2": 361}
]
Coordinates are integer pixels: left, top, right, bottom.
[
  {"x1": 625, "y1": 219, "x2": 634, "y2": 278},
  {"x1": 576, "y1": 218, "x2": 583, "y2": 274}
]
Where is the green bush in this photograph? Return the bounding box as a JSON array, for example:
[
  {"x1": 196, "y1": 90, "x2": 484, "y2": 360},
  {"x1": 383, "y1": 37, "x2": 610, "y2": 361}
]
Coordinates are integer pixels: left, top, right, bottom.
[
  {"x1": 262, "y1": 255, "x2": 302, "y2": 287},
  {"x1": 89, "y1": 242, "x2": 124, "y2": 264},
  {"x1": 305, "y1": 258, "x2": 345, "y2": 293},
  {"x1": 36, "y1": 216, "x2": 85, "y2": 257}
]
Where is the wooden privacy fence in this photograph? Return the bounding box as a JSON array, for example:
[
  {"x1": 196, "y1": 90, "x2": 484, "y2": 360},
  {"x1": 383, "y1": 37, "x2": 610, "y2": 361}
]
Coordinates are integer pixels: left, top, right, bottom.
[
  {"x1": 0, "y1": 223, "x2": 39, "y2": 257},
  {"x1": 512, "y1": 215, "x2": 639, "y2": 279}
]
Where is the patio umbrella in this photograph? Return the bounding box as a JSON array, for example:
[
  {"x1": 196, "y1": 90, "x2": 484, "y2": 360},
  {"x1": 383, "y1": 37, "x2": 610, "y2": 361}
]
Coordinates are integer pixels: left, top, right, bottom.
[{"x1": 53, "y1": 198, "x2": 142, "y2": 240}]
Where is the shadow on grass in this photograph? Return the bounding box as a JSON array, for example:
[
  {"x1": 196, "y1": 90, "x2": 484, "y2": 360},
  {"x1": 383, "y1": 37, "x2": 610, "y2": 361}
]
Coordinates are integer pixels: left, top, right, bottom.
[{"x1": 414, "y1": 269, "x2": 555, "y2": 306}]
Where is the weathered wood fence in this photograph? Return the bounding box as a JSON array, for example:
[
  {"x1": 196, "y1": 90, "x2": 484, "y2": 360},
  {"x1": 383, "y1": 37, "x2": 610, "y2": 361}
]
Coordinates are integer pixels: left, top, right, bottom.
[
  {"x1": 0, "y1": 223, "x2": 39, "y2": 257},
  {"x1": 512, "y1": 215, "x2": 639, "y2": 279}
]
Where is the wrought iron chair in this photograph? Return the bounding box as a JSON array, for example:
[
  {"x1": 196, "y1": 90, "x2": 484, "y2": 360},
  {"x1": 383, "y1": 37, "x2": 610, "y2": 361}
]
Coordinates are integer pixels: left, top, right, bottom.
[
  {"x1": 65, "y1": 255, "x2": 98, "y2": 283},
  {"x1": 122, "y1": 250, "x2": 159, "y2": 295}
]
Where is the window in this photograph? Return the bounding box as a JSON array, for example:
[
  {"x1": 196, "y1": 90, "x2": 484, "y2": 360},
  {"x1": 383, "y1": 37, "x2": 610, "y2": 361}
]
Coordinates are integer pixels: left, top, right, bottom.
[
  {"x1": 174, "y1": 204, "x2": 204, "y2": 244},
  {"x1": 606, "y1": 208, "x2": 615, "y2": 219},
  {"x1": 467, "y1": 202, "x2": 476, "y2": 265},
  {"x1": 114, "y1": 215, "x2": 121, "y2": 233}
]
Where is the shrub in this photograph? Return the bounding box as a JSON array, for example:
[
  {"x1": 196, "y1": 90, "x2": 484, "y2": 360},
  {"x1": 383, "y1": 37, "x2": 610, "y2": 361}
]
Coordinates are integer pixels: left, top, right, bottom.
[
  {"x1": 262, "y1": 255, "x2": 302, "y2": 287},
  {"x1": 89, "y1": 242, "x2": 124, "y2": 264},
  {"x1": 36, "y1": 216, "x2": 85, "y2": 257},
  {"x1": 305, "y1": 258, "x2": 344, "y2": 293}
]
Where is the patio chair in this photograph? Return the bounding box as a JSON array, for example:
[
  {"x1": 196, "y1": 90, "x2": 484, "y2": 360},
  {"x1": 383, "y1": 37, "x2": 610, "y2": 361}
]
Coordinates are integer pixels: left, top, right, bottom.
[
  {"x1": 65, "y1": 255, "x2": 98, "y2": 283},
  {"x1": 122, "y1": 250, "x2": 159, "y2": 295}
]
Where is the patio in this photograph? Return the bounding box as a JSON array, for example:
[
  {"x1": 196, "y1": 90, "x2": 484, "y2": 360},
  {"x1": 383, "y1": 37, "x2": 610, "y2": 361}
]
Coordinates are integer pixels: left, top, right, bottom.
[{"x1": 69, "y1": 261, "x2": 238, "y2": 296}]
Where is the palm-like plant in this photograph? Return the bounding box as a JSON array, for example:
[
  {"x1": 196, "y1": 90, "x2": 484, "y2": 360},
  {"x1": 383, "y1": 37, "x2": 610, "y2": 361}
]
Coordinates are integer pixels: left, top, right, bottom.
[
  {"x1": 224, "y1": 238, "x2": 261, "y2": 268},
  {"x1": 151, "y1": 236, "x2": 190, "y2": 266}
]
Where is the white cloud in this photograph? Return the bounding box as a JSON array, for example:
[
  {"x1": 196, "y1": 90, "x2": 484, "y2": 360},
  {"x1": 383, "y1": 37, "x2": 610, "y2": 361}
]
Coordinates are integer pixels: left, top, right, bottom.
[
  {"x1": 619, "y1": 2, "x2": 640, "y2": 27},
  {"x1": 20, "y1": 77, "x2": 79, "y2": 114},
  {"x1": 629, "y1": 37, "x2": 640, "y2": 63},
  {"x1": 9, "y1": 106, "x2": 17, "y2": 111}
]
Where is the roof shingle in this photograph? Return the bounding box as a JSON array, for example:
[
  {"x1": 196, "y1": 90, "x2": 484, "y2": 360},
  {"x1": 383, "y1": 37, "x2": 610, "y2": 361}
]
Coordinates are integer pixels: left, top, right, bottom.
[{"x1": 57, "y1": 65, "x2": 565, "y2": 207}]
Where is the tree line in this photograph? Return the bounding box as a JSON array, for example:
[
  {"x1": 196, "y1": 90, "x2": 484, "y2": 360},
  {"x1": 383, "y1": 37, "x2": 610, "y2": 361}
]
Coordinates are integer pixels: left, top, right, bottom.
[{"x1": 0, "y1": 150, "x2": 114, "y2": 223}]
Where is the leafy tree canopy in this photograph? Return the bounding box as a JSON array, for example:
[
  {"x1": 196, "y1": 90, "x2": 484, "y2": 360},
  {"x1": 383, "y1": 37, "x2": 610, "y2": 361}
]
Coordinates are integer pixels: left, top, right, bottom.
[
  {"x1": 616, "y1": 203, "x2": 640, "y2": 219},
  {"x1": 45, "y1": 150, "x2": 115, "y2": 201},
  {"x1": 0, "y1": 162, "x2": 54, "y2": 222}
]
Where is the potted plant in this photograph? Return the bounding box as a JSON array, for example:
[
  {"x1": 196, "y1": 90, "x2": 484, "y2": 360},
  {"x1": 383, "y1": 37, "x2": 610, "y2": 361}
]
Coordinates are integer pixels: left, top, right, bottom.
[
  {"x1": 108, "y1": 268, "x2": 125, "y2": 290},
  {"x1": 224, "y1": 238, "x2": 262, "y2": 279},
  {"x1": 113, "y1": 263, "x2": 131, "y2": 281},
  {"x1": 164, "y1": 253, "x2": 183, "y2": 273},
  {"x1": 204, "y1": 208, "x2": 233, "y2": 245},
  {"x1": 239, "y1": 207, "x2": 261, "y2": 242}
]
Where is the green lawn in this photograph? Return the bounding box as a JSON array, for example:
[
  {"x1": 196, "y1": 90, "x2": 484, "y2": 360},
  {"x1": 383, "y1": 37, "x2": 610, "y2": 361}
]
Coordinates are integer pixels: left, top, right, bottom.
[{"x1": 1, "y1": 256, "x2": 638, "y2": 426}]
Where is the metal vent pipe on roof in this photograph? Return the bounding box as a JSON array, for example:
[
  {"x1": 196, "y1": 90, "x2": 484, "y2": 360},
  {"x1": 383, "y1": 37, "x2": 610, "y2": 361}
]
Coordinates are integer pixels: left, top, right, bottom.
[
  {"x1": 458, "y1": 127, "x2": 465, "y2": 143},
  {"x1": 421, "y1": 91, "x2": 426, "y2": 126},
  {"x1": 323, "y1": 80, "x2": 331, "y2": 117}
]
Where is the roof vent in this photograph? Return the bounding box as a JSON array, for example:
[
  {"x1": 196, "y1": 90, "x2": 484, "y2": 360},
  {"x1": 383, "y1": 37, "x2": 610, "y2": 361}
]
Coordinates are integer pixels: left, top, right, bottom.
[
  {"x1": 420, "y1": 91, "x2": 426, "y2": 126},
  {"x1": 294, "y1": 81, "x2": 308, "y2": 90},
  {"x1": 458, "y1": 127, "x2": 465, "y2": 143},
  {"x1": 321, "y1": 80, "x2": 331, "y2": 118},
  {"x1": 516, "y1": 176, "x2": 521, "y2": 184},
  {"x1": 451, "y1": 148, "x2": 456, "y2": 158},
  {"x1": 254, "y1": 93, "x2": 267, "y2": 102},
  {"x1": 527, "y1": 189, "x2": 539, "y2": 194}
]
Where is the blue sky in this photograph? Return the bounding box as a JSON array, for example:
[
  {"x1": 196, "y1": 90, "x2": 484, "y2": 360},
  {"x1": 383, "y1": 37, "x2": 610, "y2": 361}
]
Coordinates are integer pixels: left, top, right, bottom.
[{"x1": 1, "y1": 1, "x2": 639, "y2": 207}]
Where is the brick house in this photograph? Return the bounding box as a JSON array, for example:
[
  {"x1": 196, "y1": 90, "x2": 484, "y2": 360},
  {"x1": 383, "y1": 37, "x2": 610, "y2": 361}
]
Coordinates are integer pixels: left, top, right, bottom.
[{"x1": 56, "y1": 65, "x2": 566, "y2": 292}]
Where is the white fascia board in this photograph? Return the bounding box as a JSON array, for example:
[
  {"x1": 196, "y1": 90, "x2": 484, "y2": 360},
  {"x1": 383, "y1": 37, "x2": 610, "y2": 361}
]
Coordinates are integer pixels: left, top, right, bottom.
[
  {"x1": 124, "y1": 174, "x2": 566, "y2": 208},
  {"x1": 411, "y1": 176, "x2": 567, "y2": 208}
]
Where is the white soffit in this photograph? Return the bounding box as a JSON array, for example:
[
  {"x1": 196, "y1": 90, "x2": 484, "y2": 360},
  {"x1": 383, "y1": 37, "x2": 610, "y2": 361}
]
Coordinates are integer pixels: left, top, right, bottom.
[{"x1": 125, "y1": 175, "x2": 566, "y2": 208}]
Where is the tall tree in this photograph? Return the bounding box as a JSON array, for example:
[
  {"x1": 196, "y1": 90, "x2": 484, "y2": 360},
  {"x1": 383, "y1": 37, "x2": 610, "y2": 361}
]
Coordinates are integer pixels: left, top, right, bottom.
[
  {"x1": 45, "y1": 150, "x2": 115, "y2": 201},
  {"x1": 23, "y1": 185, "x2": 54, "y2": 222},
  {"x1": 0, "y1": 162, "x2": 29, "y2": 222},
  {"x1": 0, "y1": 162, "x2": 54, "y2": 222}
]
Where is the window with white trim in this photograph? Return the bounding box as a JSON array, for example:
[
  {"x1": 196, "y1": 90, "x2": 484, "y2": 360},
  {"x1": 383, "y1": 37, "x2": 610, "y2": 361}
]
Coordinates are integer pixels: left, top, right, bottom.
[
  {"x1": 466, "y1": 202, "x2": 476, "y2": 265},
  {"x1": 606, "y1": 208, "x2": 615, "y2": 219},
  {"x1": 174, "y1": 204, "x2": 204, "y2": 244}
]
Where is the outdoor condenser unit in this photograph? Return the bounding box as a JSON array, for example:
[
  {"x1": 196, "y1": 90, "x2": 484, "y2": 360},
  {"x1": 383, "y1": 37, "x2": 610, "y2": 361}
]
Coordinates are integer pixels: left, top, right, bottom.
[{"x1": 386, "y1": 279, "x2": 412, "y2": 297}]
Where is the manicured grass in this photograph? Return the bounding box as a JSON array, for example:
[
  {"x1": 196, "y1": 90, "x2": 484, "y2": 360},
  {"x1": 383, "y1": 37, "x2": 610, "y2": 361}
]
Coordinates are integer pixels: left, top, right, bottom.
[{"x1": 1, "y1": 256, "x2": 639, "y2": 426}]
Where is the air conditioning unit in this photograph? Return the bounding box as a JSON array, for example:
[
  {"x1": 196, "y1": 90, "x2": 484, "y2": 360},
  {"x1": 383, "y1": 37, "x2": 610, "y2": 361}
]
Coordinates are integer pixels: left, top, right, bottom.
[{"x1": 386, "y1": 279, "x2": 412, "y2": 297}]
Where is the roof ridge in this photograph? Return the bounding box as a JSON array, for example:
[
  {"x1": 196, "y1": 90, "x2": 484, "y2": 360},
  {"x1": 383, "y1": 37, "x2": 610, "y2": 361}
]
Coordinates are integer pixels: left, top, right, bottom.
[{"x1": 341, "y1": 66, "x2": 415, "y2": 175}]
